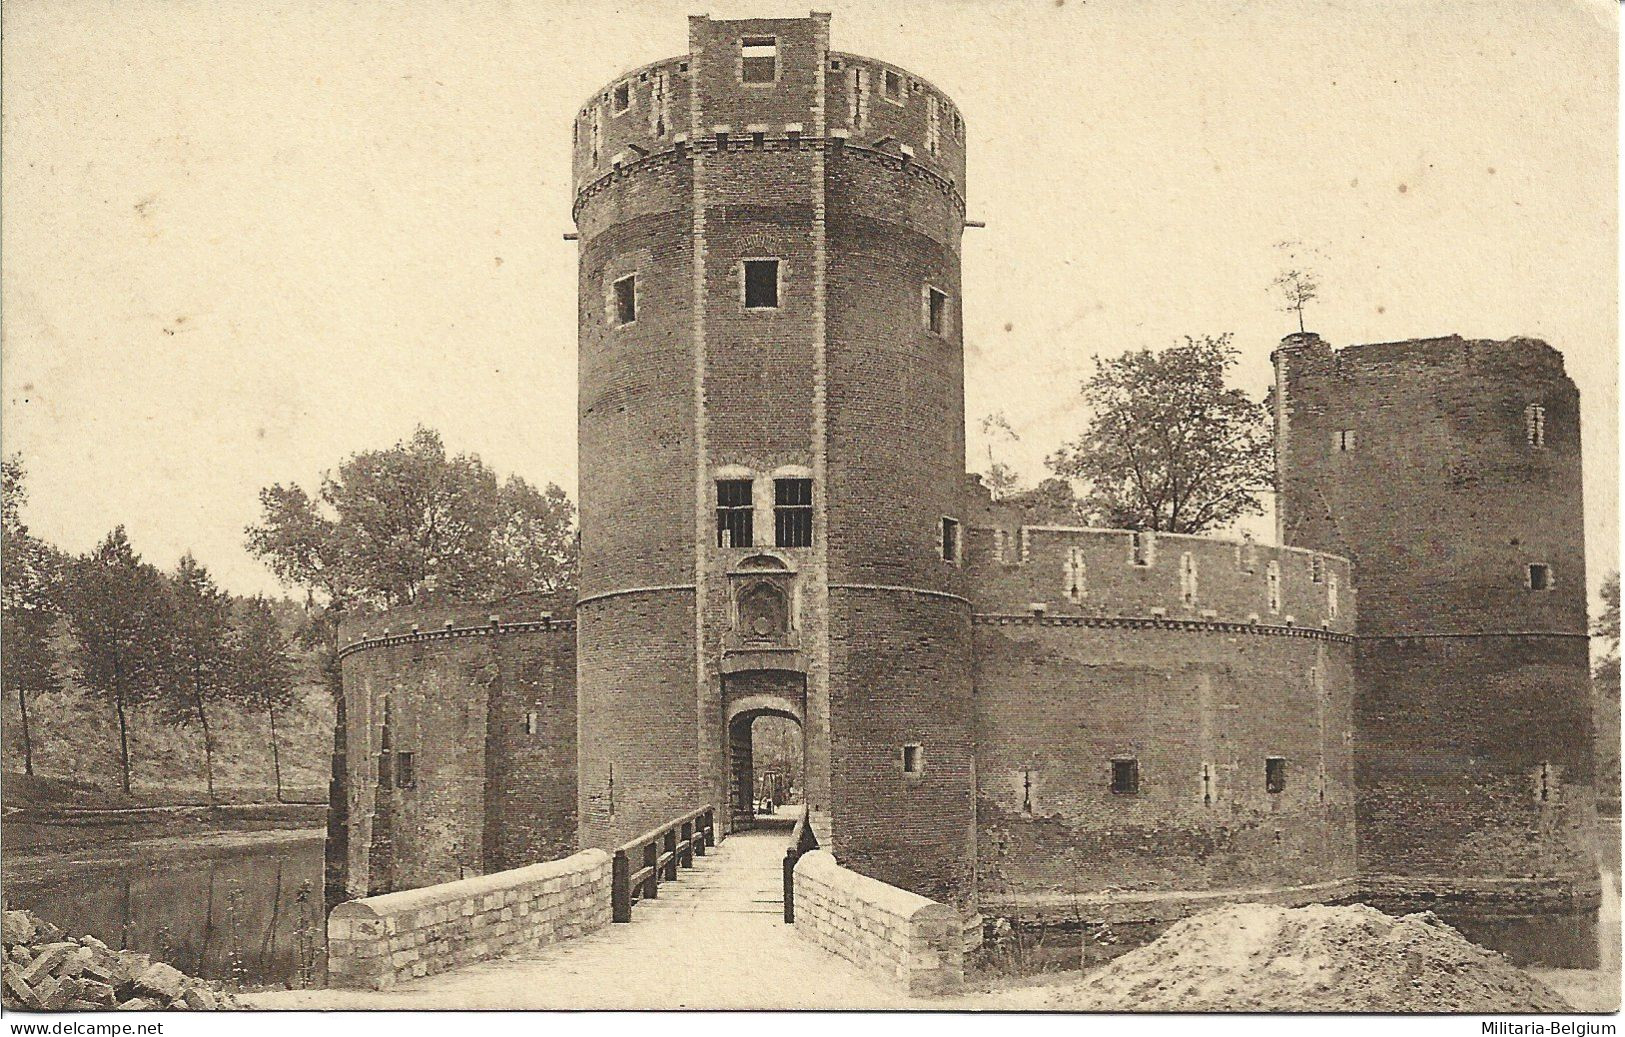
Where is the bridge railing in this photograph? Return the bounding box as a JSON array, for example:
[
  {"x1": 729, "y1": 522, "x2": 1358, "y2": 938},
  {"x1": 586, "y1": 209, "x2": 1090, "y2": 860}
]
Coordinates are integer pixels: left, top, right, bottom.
[
  {"x1": 610, "y1": 805, "x2": 715, "y2": 922},
  {"x1": 782, "y1": 805, "x2": 820, "y2": 923}
]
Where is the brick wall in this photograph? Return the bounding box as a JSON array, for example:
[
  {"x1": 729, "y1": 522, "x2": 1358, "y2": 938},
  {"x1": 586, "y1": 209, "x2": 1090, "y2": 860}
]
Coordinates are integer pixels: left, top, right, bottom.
[
  {"x1": 339, "y1": 600, "x2": 577, "y2": 896},
  {"x1": 792, "y1": 849, "x2": 964, "y2": 994},
  {"x1": 326, "y1": 849, "x2": 611, "y2": 991},
  {"x1": 1275, "y1": 333, "x2": 1597, "y2": 904},
  {"x1": 973, "y1": 619, "x2": 1357, "y2": 906}
]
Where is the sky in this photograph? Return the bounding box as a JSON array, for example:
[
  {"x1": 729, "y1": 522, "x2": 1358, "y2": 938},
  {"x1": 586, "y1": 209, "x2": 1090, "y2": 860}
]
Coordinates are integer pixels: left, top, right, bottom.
[{"x1": 2, "y1": 0, "x2": 1617, "y2": 604}]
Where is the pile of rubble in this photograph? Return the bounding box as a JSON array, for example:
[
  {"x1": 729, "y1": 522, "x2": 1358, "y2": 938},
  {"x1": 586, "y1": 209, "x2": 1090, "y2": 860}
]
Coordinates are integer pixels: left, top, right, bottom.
[
  {"x1": 1, "y1": 909, "x2": 238, "y2": 1012},
  {"x1": 1049, "y1": 902, "x2": 1574, "y2": 1013}
]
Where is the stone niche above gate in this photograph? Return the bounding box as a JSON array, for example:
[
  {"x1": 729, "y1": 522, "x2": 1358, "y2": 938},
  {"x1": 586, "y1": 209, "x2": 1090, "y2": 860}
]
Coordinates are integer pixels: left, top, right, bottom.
[{"x1": 723, "y1": 554, "x2": 803, "y2": 668}]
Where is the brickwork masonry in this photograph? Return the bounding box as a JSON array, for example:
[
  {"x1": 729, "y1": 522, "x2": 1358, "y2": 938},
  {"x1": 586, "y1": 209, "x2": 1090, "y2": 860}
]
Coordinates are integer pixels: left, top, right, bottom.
[
  {"x1": 326, "y1": 849, "x2": 612, "y2": 991},
  {"x1": 792, "y1": 849, "x2": 965, "y2": 994}
]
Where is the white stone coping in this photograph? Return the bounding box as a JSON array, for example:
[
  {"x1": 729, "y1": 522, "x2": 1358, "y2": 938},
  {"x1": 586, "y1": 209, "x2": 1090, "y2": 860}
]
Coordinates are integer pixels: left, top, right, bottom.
[{"x1": 334, "y1": 849, "x2": 611, "y2": 919}]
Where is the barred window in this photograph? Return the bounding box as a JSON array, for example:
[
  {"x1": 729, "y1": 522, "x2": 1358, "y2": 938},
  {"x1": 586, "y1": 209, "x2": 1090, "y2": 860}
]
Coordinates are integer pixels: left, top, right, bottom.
[
  {"x1": 716, "y1": 479, "x2": 753, "y2": 548},
  {"x1": 1525, "y1": 403, "x2": 1546, "y2": 447},
  {"x1": 774, "y1": 478, "x2": 812, "y2": 547}
]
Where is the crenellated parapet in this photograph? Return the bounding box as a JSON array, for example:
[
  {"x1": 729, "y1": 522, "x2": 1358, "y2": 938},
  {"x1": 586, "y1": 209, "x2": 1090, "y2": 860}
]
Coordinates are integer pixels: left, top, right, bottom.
[{"x1": 966, "y1": 525, "x2": 1354, "y2": 636}]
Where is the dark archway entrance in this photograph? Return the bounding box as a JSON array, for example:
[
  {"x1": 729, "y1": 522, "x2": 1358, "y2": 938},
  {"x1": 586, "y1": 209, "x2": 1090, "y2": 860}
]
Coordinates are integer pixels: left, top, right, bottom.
[
  {"x1": 727, "y1": 709, "x2": 804, "y2": 831},
  {"x1": 722, "y1": 671, "x2": 806, "y2": 834}
]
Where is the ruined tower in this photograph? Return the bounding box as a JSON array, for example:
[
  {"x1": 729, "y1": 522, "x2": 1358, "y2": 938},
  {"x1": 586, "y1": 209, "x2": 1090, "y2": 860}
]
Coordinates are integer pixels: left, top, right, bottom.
[
  {"x1": 572, "y1": 14, "x2": 975, "y2": 899},
  {"x1": 1274, "y1": 333, "x2": 1598, "y2": 953}
]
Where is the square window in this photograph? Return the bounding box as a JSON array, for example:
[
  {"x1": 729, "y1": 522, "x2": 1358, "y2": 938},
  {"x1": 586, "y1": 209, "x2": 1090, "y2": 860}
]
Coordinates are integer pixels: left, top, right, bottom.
[
  {"x1": 1111, "y1": 758, "x2": 1139, "y2": 795},
  {"x1": 940, "y1": 517, "x2": 960, "y2": 563},
  {"x1": 1528, "y1": 564, "x2": 1552, "y2": 591},
  {"x1": 901, "y1": 744, "x2": 923, "y2": 775},
  {"x1": 1265, "y1": 757, "x2": 1287, "y2": 794},
  {"x1": 613, "y1": 82, "x2": 631, "y2": 114},
  {"x1": 926, "y1": 287, "x2": 948, "y2": 335},
  {"x1": 716, "y1": 479, "x2": 754, "y2": 548},
  {"x1": 775, "y1": 478, "x2": 813, "y2": 547},
  {"x1": 396, "y1": 751, "x2": 416, "y2": 790},
  {"x1": 883, "y1": 69, "x2": 903, "y2": 101},
  {"x1": 741, "y1": 36, "x2": 777, "y2": 84},
  {"x1": 612, "y1": 274, "x2": 636, "y2": 326},
  {"x1": 744, "y1": 259, "x2": 779, "y2": 309}
]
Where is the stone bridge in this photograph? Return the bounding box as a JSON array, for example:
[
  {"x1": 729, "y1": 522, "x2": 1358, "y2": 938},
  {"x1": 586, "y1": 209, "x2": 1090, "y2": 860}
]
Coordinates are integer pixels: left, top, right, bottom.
[{"x1": 248, "y1": 810, "x2": 996, "y2": 1011}]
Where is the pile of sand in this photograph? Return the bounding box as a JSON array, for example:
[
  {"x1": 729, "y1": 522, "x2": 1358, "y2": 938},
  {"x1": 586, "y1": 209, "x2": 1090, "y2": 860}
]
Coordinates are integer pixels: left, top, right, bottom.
[{"x1": 1049, "y1": 902, "x2": 1573, "y2": 1013}]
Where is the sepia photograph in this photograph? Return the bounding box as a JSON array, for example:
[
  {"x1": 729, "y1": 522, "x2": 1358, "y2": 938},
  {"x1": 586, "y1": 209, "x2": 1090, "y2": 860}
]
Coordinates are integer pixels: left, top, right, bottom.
[{"x1": 0, "y1": 0, "x2": 1618, "y2": 1023}]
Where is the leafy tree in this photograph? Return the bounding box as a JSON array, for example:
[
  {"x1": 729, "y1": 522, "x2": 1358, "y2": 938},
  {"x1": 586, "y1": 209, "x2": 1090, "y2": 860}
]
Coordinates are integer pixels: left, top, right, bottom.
[
  {"x1": 978, "y1": 412, "x2": 1023, "y2": 501},
  {"x1": 1047, "y1": 334, "x2": 1273, "y2": 534},
  {"x1": 232, "y1": 595, "x2": 298, "y2": 800},
  {"x1": 1595, "y1": 572, "x2": 1619, "y2": 664},
  {"x1": 246, "y1": 426, "x2": 577, "y2": 611},
  {"x1": 61, "y1": 528, "x2": 177, "y2": 794},
  {"x1": 2, "y1": 455, "x2": 62, "y2": 776},
  {"x1": 1271, "y1": 240, "x2": 1323, "y2": 334},
  {"x1": 167, "y1": 554, "x2": 236, "y2": 803}
]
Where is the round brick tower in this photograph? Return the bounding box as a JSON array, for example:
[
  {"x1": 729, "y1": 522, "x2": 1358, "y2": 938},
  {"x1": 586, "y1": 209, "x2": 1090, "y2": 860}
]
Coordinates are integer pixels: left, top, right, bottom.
[
  {"x1": 572, "y1": 13, "x2": 975, "y2": 900},
  {"x1": 1275, "y1": 333, "x2": 1598, "y2": 960}
]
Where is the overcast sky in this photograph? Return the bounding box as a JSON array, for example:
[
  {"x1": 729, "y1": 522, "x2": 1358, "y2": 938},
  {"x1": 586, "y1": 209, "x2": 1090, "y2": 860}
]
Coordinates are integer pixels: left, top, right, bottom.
[{"x1": 3, "y1": 0, "x2": 1617, "y2": 603}]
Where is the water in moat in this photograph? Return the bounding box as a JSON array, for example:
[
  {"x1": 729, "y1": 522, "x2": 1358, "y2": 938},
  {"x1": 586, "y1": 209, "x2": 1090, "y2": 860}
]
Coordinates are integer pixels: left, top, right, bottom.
[{"x1": 3, "y1": 834, "x2": 327, "y2": 991}]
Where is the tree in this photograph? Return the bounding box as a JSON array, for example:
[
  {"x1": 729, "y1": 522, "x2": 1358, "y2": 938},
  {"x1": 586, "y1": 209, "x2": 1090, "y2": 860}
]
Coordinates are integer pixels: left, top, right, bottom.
[
  {"x1": 978, "y1": 412, "x2": 1023, "y2": 501},
  {"x1": 61, "y1": 528, "x2": 177, "y2": 795},
  {"x1": 232, "y1": 596, "x2": 298, "y2": 800},
  {"x1": 1271, "y1": 240, "x2": 1323, "y2": 334},
  {"x1": 245, "y1": 426, "x2": 577, "y2": 612},
  {"x1": 167, "y1": 554, "x2": 236, "y2": 803},
  {"x1": 245, "y1": 425, "x2": 576, "y2": 908},
  {"x1": 1, "y1": 455, "x2": 62, "y2": 776},
  {"x1": 1595, "y1": 572, "x2": 1619, "y2": 664},
  {"x1": 1047, "y1": 334, "x2": 1274, "y2": 534}
]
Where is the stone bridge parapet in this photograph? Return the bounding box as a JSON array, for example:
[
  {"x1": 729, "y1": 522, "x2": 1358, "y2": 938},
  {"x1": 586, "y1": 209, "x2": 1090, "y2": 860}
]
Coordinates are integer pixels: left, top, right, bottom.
[
  {"x1": 326, "y1": 849, "x2": 612, "y2": 990},
  {"x1": 791, "y1": 850, "x2": 964, "y2": 995}
]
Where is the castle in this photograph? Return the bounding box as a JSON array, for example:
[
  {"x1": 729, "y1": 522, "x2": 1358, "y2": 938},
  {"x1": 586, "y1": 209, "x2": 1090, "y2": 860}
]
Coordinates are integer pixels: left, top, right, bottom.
[{"x1": 336, "y1": 13, "x2": 1599, "y2": 962}]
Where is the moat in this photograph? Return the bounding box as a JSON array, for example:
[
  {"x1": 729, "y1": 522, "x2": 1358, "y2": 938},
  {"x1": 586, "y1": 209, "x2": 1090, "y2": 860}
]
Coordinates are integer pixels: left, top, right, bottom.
[{"x1": 3, "y1": 828, "x2": 327, "y2": 990}]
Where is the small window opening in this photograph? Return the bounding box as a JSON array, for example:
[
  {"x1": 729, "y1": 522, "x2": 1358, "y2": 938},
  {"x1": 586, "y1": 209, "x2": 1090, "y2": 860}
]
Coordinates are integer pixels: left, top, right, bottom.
[
  {"x1": 1202, "y1": 763, "x2": 1213, "y2": 807},
  {"x1": 1110, "y1": 758, "x2": 1139, "y2": 795},
  {"x1": 1130, "y1": 531, "x2": 1154, "y2": 566},
  {"x1": 1180, "y1": 552, "x2": 1198, "y2": 605},
  {"x1": 901, "y1": 744, "x2": 923, "y2": 775},
  {"x1": 612, "y1": 82, "x2": 631, "y2": 114},
  {"x1": 775, "y1": 478, "x2": 813, "y2": 547},
  {"x1": 1265, "y1": 757, "x2": 1286, "y2": 794},
  {"x1": 1063, "y1": 546, "x2": 1087, "y2": 603},
  {"x1": 716, "y1": 479, "x2": 754, "y2": 548},
  {"x1": 1336, "y1": 429, "x2": 1356, "y2": 452},
  {"x1": 926, "y1": 286, "x2": 948, "y2": 335},
  {"x1": 741, "y1": 36, "x2": 777, "y2": 84},
  {"x1": 524, "y1": 712, "x2": 539, "y2": 736},
  {"x1": 751, "y1": 130, "x2": 766, "y2": 148},
  {"x1": 396, "y1": 751, "x2": 416, "y2": 790},
  {"x1": 1266, "y1": 560, "x2": 1282, "y2": 613},
  {"x1": 612, "y1": 274, "x2": 636, "y2": 326},
  {"x1": 1525, "y1": 403, "x2": 1546, "y2": 447},
  {"x1": 883, "y1": 69, "x2": 903, "y2": 101},
  {"x1": 940, "y1": 517, "x2": 960, "y2": 563},
  {"x1": 744, "y1": 259, "x2": 779, "y2": 309},
  {"x1": 1528, "y1": 563, "x2": 1552, "y2": 591},
  {"x1": 1539, "y1": 762, "x2": 1553, "y2": 803}
]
